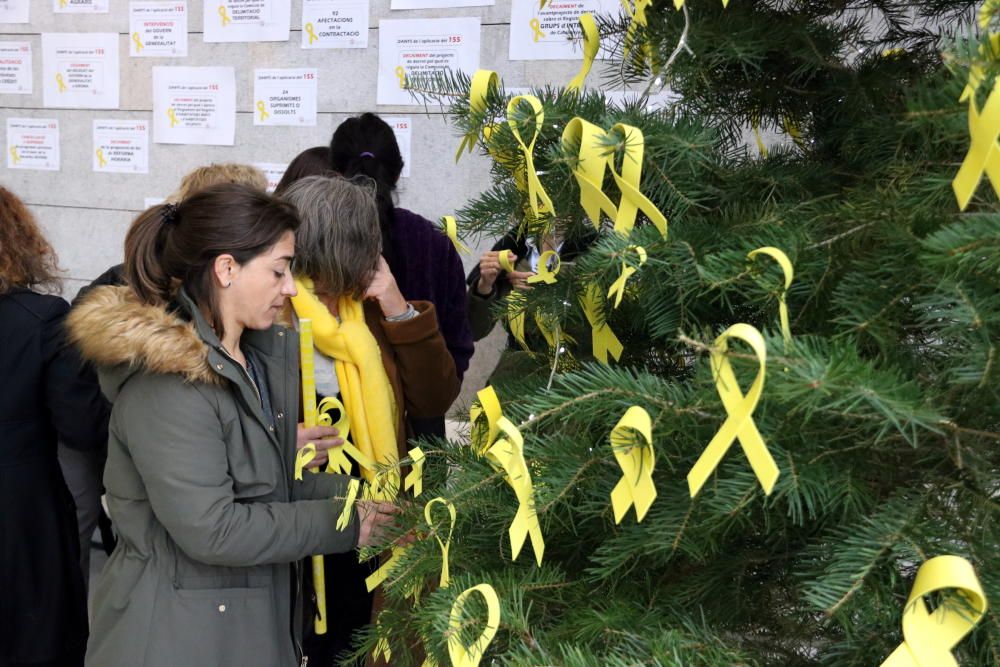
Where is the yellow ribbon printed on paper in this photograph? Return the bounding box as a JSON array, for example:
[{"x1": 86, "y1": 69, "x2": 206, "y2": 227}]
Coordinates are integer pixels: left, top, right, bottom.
[
  {"x1": 566, "y1": 13, "x2": 600, "y2": 93},
  {"x1": 486, "y1": 417, "x2": 545, "y2": 565},
  {"x1": 456, "y1": 69, "x2": 499, "y2": 161},
  {"x1": 448, "y1": 584, "x2": 501, "y2": 667},
  {"x1": 424, "y1": 497, "x2": 456, "y2": 588},
  {"x1": 507, "y1": 95, "x2": 555, "y2": 220},
  {"x1": 686, "y1": 323, "x2": 779, "y2": 497},
  {"x1": 609, "y1": 406, "x2": 657, "y2": 523},
  {"x1": 880, "y1": 555, "x2": 988, "y2": 667},
  {"x1": 562, "y1": 117, "x2": 619, "y2": 228},
  {"x1": 747, "y1": 246, "x2": 794, "y2": 345}
]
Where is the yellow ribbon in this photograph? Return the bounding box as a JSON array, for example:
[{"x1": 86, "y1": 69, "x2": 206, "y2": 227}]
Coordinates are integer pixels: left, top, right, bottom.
[
  {"x1": 498, "y1": 249, "x2": 516, "y2": 273},
  {"x1": 608, "y1": 124, "x2": 667, "y2": 238},
  {"x1": 783, "y1": 116, "x2": 805, "y2": 149},
  {"x1": 374, "y1": 617, "x2": 392, "y2": 663},
  {"x1": 317, "y1": 396, "x2": 350, "y2": 439},
  {"x1": 256, "y1": 100, "x2": 269, "y2": 122},
  {"x1": 395, "y1": 65, "x2": 406, "y2": 88},
  {"x1": 167, "y1": 107, "x2": 179, "y2": 127},
  {"x1": 55, "y1": 73, "x2": 67, "y2": 93},
  {"x1": 305, "y1": 22, "x2": 319, "y2": 44},
  {"x1": 562, "y1": 117, "x2": 618, "y2": 229},
  {"x1": 9, "y1": 147, "x2": 19, "y2": 164},
  {"x1": 751, "y1": 120, "x2": 768, "y2": 157},
  {"x1": 609, "y1": 406, "x2": 656, "y2": 523},
  {"x1": 95, "y1": 149, "x2": 108, "y2": 168},
  {"x1": 673, "y1": 0, "x2": 732, "y2": 9},
  {"x1": 404, "y1": 447, "x2": 425, "y2": 497},
  {"x1": 566, "y1": 13, "x2": 599, "y2": 93},
  {"x1": 507, "y1": 95, "x2": 555, "y2": 220},
  {"x1": 312, "y1": 549, "x2": 328, "y2": 634},
  {"x1": 954, "y1": 78, "x2": 1000, "y2": 210},
  {"x1": 880, "y1": 555, "x2": 988, "y2": 667},
  {"x1": 960, "y1": 34, "x2": 1000, "y2": 104},
  {"x1": 486, "y1": 417, "x2": 545, "y2": 565},
  {"x1": 579, "y1": 282, "x2": 623, "y2": 365},
  {"x1": 687, "y1": 323, "x2": 779, "y2": 497},
  {"x1": 607, "y1": 245, "x2": 647, "y2": 308},
  {"x1": 506, "y1": 290, "x2": 529, "y2": 351},
  {"x1": 980, "y1": 0, "x2": 1000, "y2": 30},
  {"x1": 365, "y1": 543, "x2": 406, "y2": 592},
  {"x1": 526, "y1": 250, "x2": 560, "y2": 284},
  {"x1": 448, "y1": 584, "x2": 500, "y2": 667},
  {"x1": 59, "y1": 0, "x2": 66, "y2": 7},
  {"x1": 621, "y1": 0, "x2": 654, "y2": 69},
  {"x1": 294, "y1": 443, "x2": 317, "y2": 480},
  {"x1": 132, "y1": 32, "x2": 144, "y2": 53},
  {"x1": 441, "y1": 216, "x2": 471, "y2": 255},
  {"x1": 456, "y1": 69, "x2": 499, "y2": 162},
  {"x1": 534, "y1": 310, "x2": 575, "y2": 351},
  {"x1": 469, "y1": 386, "x2": 502, "y2": 454},
  {"x1": 747, "y1": 246, "x2": 794, "y2": 346},
  {"x1": 336, "y1": 478, "x2": 360, "y2": 531},
  {"x1": 218, "y1": 5, "x2": 231, "y2": 26},
  {"x1": 424, "y1": 497, "x2": 455, "y2": 588},
  {"x1": 529, "y1": 18, "x2": 545, "y2": 42}
]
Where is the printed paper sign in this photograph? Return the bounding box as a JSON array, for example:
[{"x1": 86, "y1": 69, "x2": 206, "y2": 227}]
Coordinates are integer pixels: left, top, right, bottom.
[
  {"x1": 7, "y1": 118, "x2": 59, "y2": 171},
  {"x1": 383, "y1": 116, "x2": 411, "y2": 178},
  {"x1": 93, "y1": 120, "x2": 149, "y2": 174},
  {"x1": 301, "y1": 0, "x2": 368, "y2": 49},
  {"x1": 391, "y1": 0, "x2": 492, "y2": 8},
  {"x1": 252, "y1": 162, "x2": 288, "y2": 192},
  {"x1": 42, "y1": 33, "x2": 120, "y2": 109},
  {"x1": 253, "y1": 69, "x2": 317, "y2": 126},
  {"x1": 54, "y1": 0, "x2": 108, "y2": 12},
  {"x1": 153, "y1": 66, "x2": 236, "y2": 145},
  {"x1": 204, "y1": 0, "x2": 291, "y2": 43},
  {"x1": 509, "y1": 0, "x2": 618, "y2": 61},
  {"x1": 130, "y1": 1, "x2": 189, "y2": 57},
  {"x1": 0, "y1": 1, "x2": 29, "y2": 23},
  {"x1": 377, "y1": 17, "x2": 480, "y2": 106},
  {"x1": 0, "y1": 42, "x2": 31, "y2": 94}
]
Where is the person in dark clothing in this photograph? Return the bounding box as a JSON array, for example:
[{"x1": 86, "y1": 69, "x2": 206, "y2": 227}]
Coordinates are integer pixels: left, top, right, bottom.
[
  {"x1": 0, "y1": 187, "x2": 110, "y2": 667},
  {"x1": 274, "y1": 146, "x2": 334, "y2": 195}
]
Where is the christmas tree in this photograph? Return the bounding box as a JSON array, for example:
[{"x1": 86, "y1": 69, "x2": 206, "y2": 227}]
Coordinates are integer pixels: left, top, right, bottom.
[{"x1": 355, "y1": 2, "x2": 999, "y2": 665}]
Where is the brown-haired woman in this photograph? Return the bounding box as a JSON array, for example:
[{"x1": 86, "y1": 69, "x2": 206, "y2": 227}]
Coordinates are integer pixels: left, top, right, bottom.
[
  {"x1": 0, "y1": 187, "x2": 109, "y2": 667},
  {"x1": 67, "y1": 184, "x2": 395, "y2": 667}
]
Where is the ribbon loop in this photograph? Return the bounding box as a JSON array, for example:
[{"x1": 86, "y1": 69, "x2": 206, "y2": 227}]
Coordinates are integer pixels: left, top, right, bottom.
[
  {"x1": 507, "y1": 95, "x2": 555, "y2": 220},
  {"x1": 294, "y1": 443, "x2": 317, "y2": 480},
  {"x1": 747, "y1": 246, "x2": 794, "y2": 345},
  {"x1": 608, "y1": 123, "x2": 667, "y2": 238},
  {"x1": 566, "y1": 13, "x2": 600, "y2": 93},
  {"x1": 404, "y1": 447, "x2": 425, "y2": 497},
  {"x1": 304, "y1": 22, "x2": 319, "y2": 44},
  {"x1": 686, "y1": 324, "x2": 779, "y2": 497},
  {"x1": 529, "y1": 18, "x2": 545, "y2": 42},
  {"x1": 580, "y1": 282, "x2": 623, "y2": 364},
  {"x1": 167, "y1": 107, "x2": 179, "y2": 127},
  {"x1": 441, "y1": 215, "x2": 471, "y2": 254},
  {"x1": 486, "y1": 417, "x2": 545, "y2": 565},
  {"x1": 506, "y1": 290, "x2": 529, "y2": 351},
  {"x1": 448, "y1": 584, "x2": 501, "y2": 667},
  {"x1": 562, "y1": 117, "x2": 618, "y2": 228},
  {"x1": 527, "y1": 250, "x2": 560, "y2": 284},
  {"x1": 55, "y1": 73, "x2": 67, "y2": 93},
  {"x1": 607, "y1": 245, "x2": 647, "y2": 308},
  {"x1": 954, "y1": 78, "x2": 1000, "y2": 210},
  {"x1": 424, "y1": 497, "x2": 456, "y2": 588},
  {"x1": 256, "y1": 100, "x2": 270, "y2": 122},
  {"x1": 469, "y1": 386, "x2": 503, "y2": 454},
  {"x1": 95, "y1": 149, "x2": 108, "y2": 168},
  {"x1": 395, "y1": 65, "x2": 407, "y2": 88},
  {"x1": 218, "y1": 5, "x2": 231, "y2": 26},
  {"x1": 456, "y1": 69, "x2": 499, "y2": 161},
  {"x1": 609, "y1": 406, "x2": 656, "y2": 523},
  {"x1": 132, "y1": 32, "x2": 144, "y2": 53}
]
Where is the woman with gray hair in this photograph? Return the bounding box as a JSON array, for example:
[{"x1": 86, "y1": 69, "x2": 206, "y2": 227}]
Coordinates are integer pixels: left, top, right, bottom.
[{"x1": 281, "y1": 175, "x2": 459, "y2": 664}]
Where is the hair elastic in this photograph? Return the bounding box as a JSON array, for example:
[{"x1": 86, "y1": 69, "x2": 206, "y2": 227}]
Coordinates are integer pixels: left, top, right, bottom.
[
  {"x1": 359, "y1": 151, "x2": 375, "y2": 159},
  {"x1": 160, "y1": 202, "x2": 179, "y2": 226}
]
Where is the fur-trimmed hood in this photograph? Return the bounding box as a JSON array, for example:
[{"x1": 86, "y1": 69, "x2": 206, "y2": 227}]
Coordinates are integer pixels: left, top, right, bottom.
[{"x1": 67, "y1": 285, "x2": 221, "y2": 401}]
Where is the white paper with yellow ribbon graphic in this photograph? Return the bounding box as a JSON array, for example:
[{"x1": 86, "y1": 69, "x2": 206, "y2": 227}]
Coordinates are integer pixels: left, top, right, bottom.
[
  {"x1": 447, "y1": 584, "x2": 500, "y2": 667},
  {"x1": 509, "y1": 0, "x2": 617, "y2": 60},
  {"x1": 469, "y1": 386, "x2": 503, "y2": 454},
  {"x1": 486, "y1": 417, "x2": 545, "y2": 566},
  {"x1": 253, "y1": 68, "x2": 318, "y2": 127},
  {"x1": 507, "y1": 95, "x2": 555, "y2": 221},
  {"x1": 565, "y1": 13, "x2": 600, "y2": 93},
  {"x1": 424, "y1": 497, "x2": 456, "y2": 588},
  {"x1": 580, "y1": 282, "x2": 624, "y2": 365},
  {"x1": 6, "y1": 118, "x2": 59, "y2": 171},
  {"x1": 456, "y1": 69, "x2": 499, "y2": 161},
  {"x1": 880, "y1": 555, "x2": 988, "y2": 667},
  {"x1": 203, "y1": 0, "x2": 291, "y2": 43},
  {"x1": 92, "y1": 120, "x2": 149, "y2": 174},
  {"x1": 747, "y1": 246, "x2": 794, "y2": 346},
  {"x1": 441, "y1": 216, "x2": 471, "y2": 255},
  {"x1": 301, "y1": 0, "x2": 369, "y2": 49},
  {"x1": 130, "y1": 1, "x2": 188, "y2": 58},
  {"x1": 608, "y1": 123, "x2": 668, "y2": 238},
  {"x1": 687, "y1": 323, "x2": 779, "y2": 497},
  {"x1": 609, "y1": 406, "x2": 657, "y2": 523},
  {"x1": 41, "y1": 32, "x2": 120, "y2": 109},
  {"x1": 152, "y1": 66, "x2": 236, "y2": 146},
  {"x1": 53, "y1": 0, "x2": 108, "y2": 13},
  {"x1": 562, "y1": 117, "x2": 619, "y2": 229},
  {"x1": 607, "y1": 245, "x2": 647, "y2": 308}
]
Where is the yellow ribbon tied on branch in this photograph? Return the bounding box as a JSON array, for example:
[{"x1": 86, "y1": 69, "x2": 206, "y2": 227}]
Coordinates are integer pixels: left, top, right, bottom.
[
  {"x1": 609, "y1": 406, "x2": 657, "y2": 523},
  {"x1": 954, "y1": 77, "x2": 1000, "y2": 210},
  {"x1": 448, "y1": 584, "x2": 501, "y2": 667},
  {"x1": 486, "y1": 417, "x2": 545, "y2": 565},
  {"x1": 562, "y1": 117, "x2": 619, "y2": 229},
  {"x1": 580, "y1": 282, "x2": 624, "y2": 365},
  {"x1": 747, "y1": 246, "x2": 794, "y2": 346},
  {"x1": 404, "y1": 447, "x2": 425, "y2": 497},
  {"x1": 424, "y1": 497, "x2": 456, "y2": 588},
  {"x1": 441, "y1": 215, "x2": 471, "y2": 255},
  {"x1": 880, "y1": 555, "x2": 988, "y2": 667},
  {"x1": 607, "y1": 245, "x2": 647, "y2": 308},
  {"x1": 566, "y1": 13, "x2": 600, "y2": 93},
  {"x1": 456, "y1": 69, "x2": 499, "y2": 162},
  {"x1": 507, "y1": 95, "x2": 555, "y2": 221},
  {"x1": 470, "y1": 385, "x2": 502, "y2": 454},
  {"x1": 608, "y1": 123, "x2": 668, "y2": 238},
  {"x1": 506, "y1": 290, "x2": 529, "y2": 351},
  {"x1": 483, "y1": 123, "x2": 528, "y2": 193},
  {"x1": 622, "y1": 0, "x2": 654, "y2": 68},
  {"x1": 687, "y1": 323, "x2": 779, "y2": 497},
  {"x1": 527, "y1": 250, "x2": 560, "y2": 284}
]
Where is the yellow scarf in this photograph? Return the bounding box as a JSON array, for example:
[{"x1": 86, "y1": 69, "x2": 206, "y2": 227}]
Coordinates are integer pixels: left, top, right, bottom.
[{"x1": 291, "y1": 278, "x2": 398, "y2": 490}]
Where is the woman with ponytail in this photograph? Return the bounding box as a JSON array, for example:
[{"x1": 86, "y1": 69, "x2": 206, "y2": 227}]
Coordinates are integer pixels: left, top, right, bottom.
[{"x1": 67, "y1": 184, "x2": 395, "y2": 667}]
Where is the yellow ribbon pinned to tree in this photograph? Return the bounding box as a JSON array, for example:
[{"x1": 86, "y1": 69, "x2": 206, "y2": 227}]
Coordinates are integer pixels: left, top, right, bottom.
[
  {"x1": 167, "y1": 107, "x2": 179, "y2": 127},
  {"x1": 747, "y1": 246, "x2": 794, "y2": 346},
  {"x1": 448, "y1": 584, "x2": 500, "y2": 667},
  {"x1": 674, "y1": 0, "x2": 731, "y2": 7},
  {"x1": 55, "y1": 73, "x2": 67, "y2": 93},
  {"x1": 304, "y1": 22, "x2": 319, "y2": 44},
  {"x1": 783, "y1": 116, "x2": 806, "y2": 149},
  {"x1": 404, "y1": 447, "x2": 425, "y2": 497},
  {"x1": 687, "y1": 323, "x2": 779, "y2": 497},
  {"x1": 218, "y1": 5, "x2": 231, "y2": 26},
  {"x1": 959, "y1": 34, "x2": 1000, "y2": 104},
  {"x1": 365, "y1": 543, "x2": 407, "y2": 592},
  {"x1": 527, "y1": 250, "x2": 560, "y2": 284},
  {"x1": 441, "y1": 215, "x2": 471, "y2": 255},
  {"x1": 580, "y1": 282, "x2": 624, "y2": 364},
  {"x1": 456, "y1": 69, "x2": 499, "y2": 162},
  {"x1": 486, "y1": 417, "x2": 545, "y2": 565},
  {"x1": 506, "y1": 290, "x2": 529, "y2": 351},
  {"x1": 609, "y1": 406, "x2": 656, "y2": 523},
  {"x1": 529, "y1": 18, "x2": 545, "y2": 42},
  {"x1": 469, "y1": 386, "x2": 502, "y2": 454},
  {"x1": 424, "y1": 497, "x2": 456, "y2": 588},
  {"x1": 562, "y1": 117, "x2": 618, "y2": 228},
  {"x1": 608, "y1": 123, "x2": 668, "y2": 238},
  {"x1": 954, "y1": 78, "x2": 1000, "y2": 210},
  {"x1": 621, "y1": 0, "x2": 654, "y2": 68},
  {"x1": 534, "y1": 310, "x2": 575, "y2": 352},
  {"x1": 566, "y1": 13, "x2": 599, "y2": 93},
  {"x1": 507, "y1": 95, "x2": 555, "y2": 220},
  {"x1": 256, "y1": 101, "x2": 269, "y2": 121},
  {"x1": 607, "y1": 245, "x2": 647, "y2": 308},
  {"x1": 132, "y1": 32, "x2": 144, "y2": 53},
  {"x1": 95, "y1": 149, "x2": 107, "y2": 168},
  {"x1": 880, "y1": 555, "x2": 988, "y2": 667}
]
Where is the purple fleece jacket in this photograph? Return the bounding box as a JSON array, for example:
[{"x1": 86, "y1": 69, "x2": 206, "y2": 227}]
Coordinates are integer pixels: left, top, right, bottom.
[{"x1": 388, "y1": 208, "x2": 474, "y2": 379}]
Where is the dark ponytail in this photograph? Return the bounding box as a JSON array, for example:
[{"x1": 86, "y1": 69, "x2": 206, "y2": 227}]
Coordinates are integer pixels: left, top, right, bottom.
[
  {"x1": 330, "y1": 113, "x2": 404, "y2": 267},
  {"x1": 123, "y1": 183, "x2": 299, "y2": 338}
]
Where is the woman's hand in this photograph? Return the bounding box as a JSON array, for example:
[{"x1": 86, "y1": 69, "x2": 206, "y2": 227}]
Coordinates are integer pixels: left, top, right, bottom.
[
  {"x1": 355, "y1": 500, "x2": 399, "y2": 547},
  {"x1": 296, "y1": 424, "x2": 343, "y2": 468},
  {"x1": 365, "y1": 256, "x2": 408, "y2": 318},
  {"x1": 506, "y1": 270, "x2": 535, "y2": 292},
  {"x1": 475, "y1": 250, "x2": 516, "y2": 295}
]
